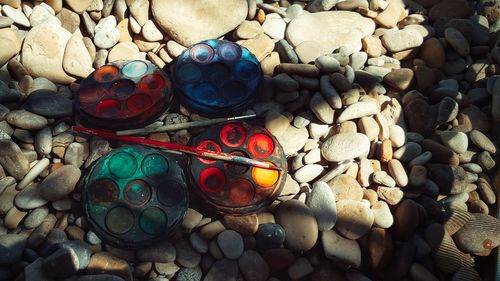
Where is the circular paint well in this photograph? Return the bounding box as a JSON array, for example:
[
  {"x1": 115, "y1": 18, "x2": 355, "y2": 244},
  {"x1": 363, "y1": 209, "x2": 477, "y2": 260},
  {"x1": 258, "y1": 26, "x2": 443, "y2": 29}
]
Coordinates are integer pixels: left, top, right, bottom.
[
  {"x1": 220, "y1": 123, "x2": 246, "y2": 147},
  {"x1": 110, "y1": 79, "x2": 136, "y2": 98},
  {"x1": 126, "y1": 94, "x2": 153, "y2": 114},
  {"x1": 78, "y1": 85, "x2": 107, "y2": 103},
  {"x1": 122, "y1": 60, "x2": 149, "y2": 77},
  {"x1": 157, "y1": 180, "x2": 184, "y2": 206},
  {"x1": 196, "y1": 140, "x2": 222, "y2": 164},
  {"x1": 227, "y1": 178, "x2": 255, "y2": 205},
  {"x1": 191, "y1": 83, "x2": 219, "y2": 104},
  {"x1": 177, "y1": 63, "x2": 202, "y2": 83},
  {"x1": 190, "y1": 44, "x2": 215, "y2": 64},
  {"x1": 105, "y1": 206, "x2": 134, "y2": 234},
  {"x1": 124, "y1": 180, "x2": 151, "y2": 206},
  {"x1": 108, "y1": 151, "x2": 137, "y2": 179},
  {"x1": 234, "y1": 60, "x2": 259, "y2": 81},
  {"x1": 94, "y1": 65, "x2": 120, "y2": 83},
  {"x1": 88, "y1": 179, "x2": 119, "y2": 204},
  {"x1": 199, "y1": 167, "x2": 225, "y2": 193},
  {"x1": 224, "y1": 151, "x2": 250, "y2": 174},
  {"x1": 218, "y1": 42, "x2": 242, "y2": 62},
  {"x1": 208, "y1": 63, "x2": 230, "y2": 86},
  {"x1": 251, "y1": 162, "x2": 279, "y2": 188},
  {"x1": 248, "y1": 133, "x2": 275, "y2": 158},
  {"x1": 141, "y1": 154, "x2": 169, "y2": 177},
  {"x1": 96, "y1": 99, "x2": 121, "y2": 118},
  {"x1": 139, "y1": 207, "x2": 167, "y2": 235},
  {"x1": 137, "y1": 74, "x2": 165, "y2": 92}
]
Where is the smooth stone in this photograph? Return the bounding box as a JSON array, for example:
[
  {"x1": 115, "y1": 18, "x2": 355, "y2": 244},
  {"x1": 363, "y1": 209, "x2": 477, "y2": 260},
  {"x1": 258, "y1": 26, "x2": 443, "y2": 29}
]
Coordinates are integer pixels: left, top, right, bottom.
[
  {"x1": 371, "y1": 201, "x2": 394, "y2": 228},
  {"x1": 375, "y1": 1, "x2": 403, "y2": 28},
  {"x1": 315, "y1": 55, "x2": 340, "y2": 73},
  {"x1": 383, "y1": 68, "x2": 414, "y2": 91},
  {"x1": 42, "y1": 241, "x2": 92, "y2": 279},
  {"x1": 35, "y1": 127, "x2": 52, "y2": 156},
  {"x1": 255, "y1": 223, "x2": 285, "y2": 252},
  {"x1": 217, "y1": 230, "x2": 244, "y2": 260},
  {"x1": 440, "y1": 131, "x2": 468, "y2": 154},
  {"x1": 286, "y1": 11, "x2": 375, "y2": 55},
  {"x1": 393, "y1": 142, "x2": 422, "y2": 162},
  {"x1": 320, "y1": 75, "x2": 342, "y2": 109},
  {"x1": 337, "y1": 101, "x2": 378, "y2": 123},
  {"x1": 14, "y1": 182, "x2": 47, "y2": 209},
  {"x1": 223, "y1": 214, "x2": 258, "y2": 235},
  {"x1": 0, "y1": 28, "x2": 20, "y2": 69},
  {"x1": 39, "y1": 165, "x2": 81, "y2": 201},
  {"x1": 0, "y1": 16, "x2": 14, "y2": 28},
  {"x1": 108, "y1": 41, "x2": 140, "y2": 62},
  {"x1": 403, "y1": 99, "x2": 434, "y2": 136},
  {"x1": 142, "y1": 20, "x2": 164, "y2": 41},
  {"x1": 276, "y1": 199, "x2": 318, "y2": 252},
  {"x1": 175, "y1": 239, "x2": 201, "y2": 268},
  {"x1": 393, "y1": 199, "x2": 419, "y2": 239},
  {"x1": 86, "y1": 252, "x2": 132, "y2": 280},
  {"x1": 469, "y1": 130, "x2": 497, "y2": 154},
  {"x1": 0, "y1": 139, "x2": 29, "y2": 180},
  {"x1": 419, "y1": 37, "x2": 445, "y2": 69},
  {"x1": 31, "y1": 77, "x2": 57, "y2": 93},
  {"x1": 21, "y1": 21, "x2": 75, "y2": 84},
  {"x1": 307, "y1": 181, "x2": 337, "y2": 231},
  {"x1": 6, "y1": 109, "x2": 47, "y2": 130},
  {"x1": 335, "y1": 199, "x2": 374, "y2": 239},
  {"x1": 377, "y1": 186, "x2": 404, "y2": 205},
  {"x1": 276, "y1": 125, "x2": 309, "y2": 156},
  {"x1": 234, "y1": 20, "x2": 262, "y2": 40},
  {"x1": 25, "y1": 90, "x2": 73, "y2": 118},
  {"x1": 29, "y1": 5, "x2": 57, "y2": 26},
  {"x1": 288, "y1": 257, "x2": 314, "y2": 280},
  {"x1": 428, "y1": 0, "x2": 473, "y2": 22},
  {"x1": 321, "y1": 132, "x2": 370, "y2": 162},
  {"x1": 293, "y1": 164, "x2": 324, "y2": 183},
  {"x1": 381, "y1": 28, "x2": 423, "y2": 52},
  {"x1": 65, "y1": 0, "x2": 92, "y2": 13},
  {"x1": 444, "y1": 27, "x2": 470, "y2": 56},
  {"x1": 262, "y1": 13, "x2": 285, "y2": 40},
  {"x1": 2, "y1": 4, "x2": 29, "y2": 27},
  {"x1": 0, "y1": 234, "x2": 27, "y2": 265},
  {"x1": 203, "y1": 259, "x2": 238, "y2": 281},
  {"x1": 309, "y1": 92, "x2": 334, "y2": 124},
  {"x1": 176, "y1": 266, "x2": 202, "y2": 281},
  {"x1": 326, "y1": 174, "x2": 363, "y2": 201},
  {"x1": 427, "y1": 164, "x2": 474, "y2": 194},
  {"x1": 93, "y1": 16, "x2": 120, "y2": 49},
  {"x1": 63, "y1": 35, "x2": 94, "y2": 78},
  {"x1": 388, "y1": 159, "x2": 408, "y2": 187},
  {"x1": 238, "y1": 250, "x2": 269, "y2": 281},
  {"x1": 358, "y1": 117, "x2": 379, "y2": 141},
  {"x1": 151, "y1": 0, "x2": 247, "y2": 46},
  {"x1": 372, "y1": 171, "x2": 396, "y2": 187},
  {"x1": 322, "y1": 229, "x2": 361, "y2": 267},
  {"x1": 56, "y1": 8, "x2": 80, "y2": 33},
  {"x1": 17, "y1": 158, "x2": 50, "y2": 190},
  {"x1": 454, "y1": 213, "x2": 500, "y2": 254},
  {"x1": 64, "y1": 142, "x2": 84, "y2": 168}
]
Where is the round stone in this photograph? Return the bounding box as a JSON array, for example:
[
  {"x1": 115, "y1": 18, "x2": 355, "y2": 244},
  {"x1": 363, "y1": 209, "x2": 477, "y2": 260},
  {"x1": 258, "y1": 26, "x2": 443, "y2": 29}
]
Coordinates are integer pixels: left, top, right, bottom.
[
  {"x1": 335, "y1": 199, "x2": 374, "y2": 239},
  {"x1": 275, "y1": 200, "x2": 318, "y2": 252}
]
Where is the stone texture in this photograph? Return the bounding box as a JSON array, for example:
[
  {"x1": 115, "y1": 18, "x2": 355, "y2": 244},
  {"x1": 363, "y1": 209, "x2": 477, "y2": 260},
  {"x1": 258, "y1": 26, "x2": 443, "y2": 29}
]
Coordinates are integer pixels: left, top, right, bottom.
[{"x1": 275, "y1": 199, "x2": 318, "y2": 252}]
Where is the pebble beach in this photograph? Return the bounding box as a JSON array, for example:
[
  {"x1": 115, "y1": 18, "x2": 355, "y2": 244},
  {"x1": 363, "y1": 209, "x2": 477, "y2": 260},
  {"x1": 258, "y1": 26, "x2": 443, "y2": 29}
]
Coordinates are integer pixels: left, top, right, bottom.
[{"x1": 0, "y1": 0, "x2": 500, "y2": 280}]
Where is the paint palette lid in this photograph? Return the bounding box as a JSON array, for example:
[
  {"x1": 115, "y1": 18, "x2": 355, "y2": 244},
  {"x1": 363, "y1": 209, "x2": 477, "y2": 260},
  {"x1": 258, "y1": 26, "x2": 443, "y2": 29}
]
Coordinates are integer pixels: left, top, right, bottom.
[
  {"x1": 81, "y1": 145, "x2": 188, "y2": 248},
  {"x1": 188, "y1": 121, "x2": 287, "y2": 214},
  {"x1": 76, "y1": 60, "x2": 172, "y2": 130},
  {"x1": 172, "y1": 39, "x2": 262, "y2": 116}
]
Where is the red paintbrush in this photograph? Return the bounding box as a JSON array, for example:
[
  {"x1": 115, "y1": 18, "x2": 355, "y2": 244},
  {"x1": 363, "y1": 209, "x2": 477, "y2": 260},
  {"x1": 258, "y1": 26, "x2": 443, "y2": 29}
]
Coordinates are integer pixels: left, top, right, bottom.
[{"x1": 72, "y1": 126, "x2": 281, "y2": 171}]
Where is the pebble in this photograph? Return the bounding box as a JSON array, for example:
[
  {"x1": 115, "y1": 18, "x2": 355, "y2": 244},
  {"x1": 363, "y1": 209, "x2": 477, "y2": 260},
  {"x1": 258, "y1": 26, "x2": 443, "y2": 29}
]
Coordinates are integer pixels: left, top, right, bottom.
[
  {"x1": 62, "y1": 35, "x2": 94, "y2": 78},
  {"x1": 454, "y1": 213, "x2": 500, "y2": 254},
  {"x1": 17, "y1": 158, "x2": 49, "y2": 190},
  {"x1": 0, "y1": 234, "x2": 27, "y2": 265},
  {"x1": 87, "y1": 252, "x2": 132, "y2": 280},
  {"x1": 42, "y1": 241, "x2": 92, "y2": 279},
  {"x1": 39, "y1": 165, "x2": 81, "y2": 201},
  {"x1": 203, "y1": 259, "x2": 238, "y2": 281},
  {"x1": 337, "y1": 101, "x2": 378, "y2": 123},
  {"x1": 315, "y1": 55, "x2": 340, "y2": 73},
  {"x1": 393, "y1": 142, "x2": 422, "y2": 162},
  {"x1": 293, "y1": 164, "x2": 323, "y2": 183},
  {"x1": 358, "y1": 117, "x2": 379, "y2": 141},
  {"x1": 286, "y1": 11, "x2": 375, "y2": 55},
  {"x1": 440, "y1": 131, "x2": 468, "y2": 154},
  {"x1": 237, "y1": 250, "x2": 269, "y2": 281},
  {"x1": 335, "y1": 199, "x2": 374, "y2": 239},
  {"x1": 255, "y1": 223, "x2": 285, "y2": 252},
  {"x1": 223, "y1": 214, "x2": 258, "y2": 235},
  {"x1": 469, "y1": 130, "x2": 497, "y2": 154},
  {"x1": 0, "y1": 139, "x2": 29, "y2": 180},
  {"x1": 176, "y1": 266, "x2": 202, "y2": 281},
  {"x1": 384, "y1": 68, "x2": 414, "y2": 91},
  {"x1": 262, "y1": 13, "x2": 285, "y2": 40},
  {"x1": 322, "y1": 229, "x2": 361, "y2": 267},
  {"x1": 321, "y1": 132, "x2": 370, "y2": 162},
  {"x1": 444, "y1": 27, "x2": 470, "y2": 56},
  {"x1": 388, "y1": 159, "x2": 408, "y2": 187},
  {"x1": 151, "y1": 0, "x2": 247, "y2": 46},
  {"x1": 175, "y1": 239, "x2": 201, "y2": 268},
  {"x1": 93, "y1": 16, "x2": 120, "y2": 49},
  {"x1": 276, "y1": 125, "x2": 309, "y2": 156},
  {"x1": 371, "y1": 201, "x2": 394, "y2": 228},
  {"x1": 427, "y1": 164, "x2": 474, "y2": 194},
  {"x1": 217, "y1": 230, "x2": 244, "y2": 260},
  {"x1": 25, "y1": 90, "x2": 73, "y2": 118},
  {"x1": 189, "y1": 232, "x2": 208, "y2": 254},
  {"x1": 136, "y1": 241, "x2": 176, "y2": 263},
  {"x1": 34, "y1": 127, "x2": 52, "y2": 156},
  {"x1": 377, "y1": 186, "x2": 404, "y2": 205},
  {"x1": 381, "y1": 28, "x2": 424, "y2": 52},
  {"x1": 306, "y1": 181, "x2": 337, "y2": 231},
  {"x1": 275, "y1": 199, "x2": 318, "y2": 252},
  {"x1": 6, "y1": 110, "x2": 48, "y2": 130},
  {"x1": 2, "y1": 4, "x2": 29, "y2": 27}
]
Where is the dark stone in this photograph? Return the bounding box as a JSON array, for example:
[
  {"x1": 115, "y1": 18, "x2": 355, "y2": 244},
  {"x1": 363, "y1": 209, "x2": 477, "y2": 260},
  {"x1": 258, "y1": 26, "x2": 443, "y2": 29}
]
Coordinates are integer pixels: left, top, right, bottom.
[
  {"x1": 403, "y1": 99, "x2": 435, "y2": 136},
  {"x1": 176, "y1": 266, "x2": 202, "y2": 281},
  {"x1": 276, "y1": 39, "x2": 299, "y2": 64},
  {"x1": 255, "y1": 223, "x2": 286, "y2": 252},
  {"x1": 0, "y1": 234, "x2": 27, "y2": 265},
  {"x1": 0, "y1": 80, "x2": 21, "y2": 104},
  {"x1": 427, "y1": 164, "x2": 473, "y2": 194},
  {"x1": 25, "y1": 90, "x2": 73, "y2": 118},
  {"x1": 42, "y1": 241, "x2": 92, "y2": 279}
]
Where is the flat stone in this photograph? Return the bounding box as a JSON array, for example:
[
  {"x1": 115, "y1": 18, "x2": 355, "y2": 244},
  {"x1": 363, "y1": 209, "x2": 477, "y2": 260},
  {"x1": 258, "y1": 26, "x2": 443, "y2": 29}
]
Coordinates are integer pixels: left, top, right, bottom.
[
  {"x1": 262, "y1": 13, "x2": 285, "y2": 40},
  {"x1": 454, "y1": 213, "x2": 500, "y2": 254},
  {"x1": 321, "y1": 132, "x2": 370, "y2": 162},
  {"x1": 307, "y1": 181, "x2": 337, "y2": 231},
  {"x1": 0, "y1": 139, "x2": 29, "y2": 180},
  {"x1": 327, "y1": 174, "x2": 364, "y2": 201},
  {"x1": 223, "y1": 214, "x2": 258, "y2": 235},
  {"x1": 39, "y1": 165, "x2": 81, "y2": 201},
  {"x1": 2, "y1": 4, "x2": 29, "y2": 27},
  {"x1": 238, "y1": 250, "x2": 269, "y2": 281},
  {"x1": 419, "y1": 37, "x2": 445, "y2": 69},
  {"x1": 384, "y1": 68, "x2": 414, "y2": 91},
  {"x1": 310, "y1": 92, "x2": 335, "y2": 124},
  {"x1": 381, "y1": 29, "x2": 423, "y2": 53},
  {"x1": 276, "y1": 125, "x2": 309, "y2": 156},
  {"x1": 142, "y1": 20, "x2": 164, "y2": 41},
  {"x1": 63, "y1": 35, "x2": 94, "y2": 78},
  {"x1": 286, "y1": 11, "x2": 375, "y2": 55},
  {"x1": 444, "y1": 27, "x2": 470, "y2": 56},
  {"x1": 337, "y1": 101, "x2": 378, "y2": 123},
  {"x1": 440, "y1": 131, "x2": 468, "y2": 154},
  {"x1": 276, "y1": 199, "x2": 318, "y2": 252},
  {"x1": 25, "y1": 90, "x2": 73, "y2": 118},
  {"x1": 129, "y1": 0, "x2": 149, "y2": 26},
  {"x1": 315, "y1": 55, "x2": 340, "y2": 73},
  {"x1": 151, "y1": 0, "x2": 247, "y2": 46},
  {"x1": 427, "y1": 164, "x2": 474, "y2": 194},
  {"x1": 93, "y1": 16, "x2": 119, "y2": 49},
  {"x1": 371, "y1": 200, "x2": 394, "y2": 228},
  {"x1": 14, "y1": 183, "x2": 48, "y2": 210},
  {"x1": 175, "y1": 239, "x2": 201, "y2": 268},
  {"x1": 293, "y1": 164, "x2": 324, "y2": 183},
  {"x1": 65, "y1": 0, "x2": 93, "y2": 13},
  {"x1": 393, "y1": 142, "x2": 422, "y2": 162},
  {"x1": 29, "y1": 5, "x2": 58, "y2": 27},
  {"x1": 6, "y1": 109, "x2": 48, "y2": 130},
  {"x1": 136, "y1": 241, "x2": 176, "y2": 263},
  {"x1": 335, "y1": 199, "x2": 374, "y2": 239},
  {"x1": 56, "y1": 8, "x2": 80, "y2": 33},
  {"x1": 0, "y1": 234, "x2": 27, "y2": 265},
  {"x1": 428, "y1": 0, "x2": 474, "y2": 22},
  {"x1": 217, "y1": 230, "x2": 244, "y2": 260},
  {"x1": 204, "y1": 259, "x2": 238, "y2": 281},
  {"x1": 21, "y1": 21, "x2": 75, "y2": 84},
  {"x1": 321, "y1": 229, "x2": 361, "y2": 267},
  {"x1": 287, "y1": 257, "x2": 313, "y2": 279},
  {"x1": 469, "y1": 130, "x2": 497, "y2": 154},
  {"x1": 87, "y1": 252, "x2": 132, "y2": 281}
]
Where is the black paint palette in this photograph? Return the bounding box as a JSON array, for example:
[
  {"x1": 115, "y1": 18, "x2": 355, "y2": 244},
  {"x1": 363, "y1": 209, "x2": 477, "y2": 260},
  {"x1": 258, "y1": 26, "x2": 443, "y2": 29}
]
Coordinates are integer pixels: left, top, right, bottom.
[
  {"x1": 172, "y1": 39, "x2": 262, "y2": 116},
  {"x1": 76, "y1": 60, "x2": 172, "y2": 130},
  {"x1": 188, "y1": 121, "x2": 287, "y2": 215},
  {"x1": 81, "y1": 145, "x2": 188, "y2": 248}
]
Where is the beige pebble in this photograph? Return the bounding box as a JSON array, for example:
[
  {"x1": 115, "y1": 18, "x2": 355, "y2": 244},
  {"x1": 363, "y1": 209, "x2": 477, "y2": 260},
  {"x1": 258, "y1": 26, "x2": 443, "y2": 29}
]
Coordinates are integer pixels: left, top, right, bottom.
[{"x1": 388, "y1": 159, "x2": 408, "y2": 187}]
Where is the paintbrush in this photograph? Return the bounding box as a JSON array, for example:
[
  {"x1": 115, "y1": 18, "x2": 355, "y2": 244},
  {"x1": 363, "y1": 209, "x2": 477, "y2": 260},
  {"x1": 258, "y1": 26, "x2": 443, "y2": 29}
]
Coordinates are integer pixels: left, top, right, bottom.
[
  {"x1": 73, "y1": 126, "x2": 282, "y2": 171},
  {"x1": 115, "y1": 114, "x2": 257, "y2": 136}
]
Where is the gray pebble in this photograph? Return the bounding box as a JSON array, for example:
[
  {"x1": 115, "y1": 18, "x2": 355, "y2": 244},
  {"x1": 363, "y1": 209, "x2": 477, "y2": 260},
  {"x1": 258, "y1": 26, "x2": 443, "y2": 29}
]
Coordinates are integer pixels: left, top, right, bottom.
[
  {"x1": 23, "y1": 206, "x2": 49, "y2": 229},
  {"x1": 0, "y1": 234, "x2": 27, "y2": 265}
]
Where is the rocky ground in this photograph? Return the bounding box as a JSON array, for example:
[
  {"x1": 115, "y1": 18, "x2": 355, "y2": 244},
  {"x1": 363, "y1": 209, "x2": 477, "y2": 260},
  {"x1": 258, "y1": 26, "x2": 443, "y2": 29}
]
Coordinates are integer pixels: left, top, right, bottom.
[{"x1": 1, "y1": 0, "x2": 500, "y2": 280}]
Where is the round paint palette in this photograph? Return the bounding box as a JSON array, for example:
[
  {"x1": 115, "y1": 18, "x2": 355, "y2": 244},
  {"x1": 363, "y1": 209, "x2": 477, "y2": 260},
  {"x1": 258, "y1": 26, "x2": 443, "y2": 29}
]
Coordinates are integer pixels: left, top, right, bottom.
[
  {"x1": 172, "y1": 39, "x2": 263, "y2": 116},
  {"x1": 81, "y1": 145, "x2": 188, "y2": 248},
  {"x1": 76, "y1": 60, "x2": 172, "y2": 130},
  {"x1": 188, "y1": 122, "x2": 286, "y2": 214}
]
